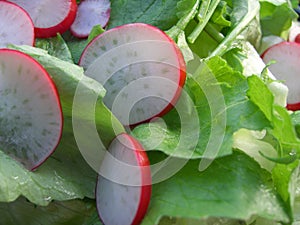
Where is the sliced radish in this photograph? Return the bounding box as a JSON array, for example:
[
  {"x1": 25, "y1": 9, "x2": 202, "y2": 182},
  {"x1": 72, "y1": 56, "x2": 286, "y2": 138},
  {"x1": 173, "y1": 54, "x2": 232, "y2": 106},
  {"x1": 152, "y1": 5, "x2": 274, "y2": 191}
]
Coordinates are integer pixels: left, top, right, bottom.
[
  {"x1": 261, "y1": 42, "x2": 300, "y2": 111},
  {"x1": 0, "y1": 1, "x2": 34, "y2": 48},
  {"x1": 70, "y1": 0, "x2": 111, "y2": 38},
  {"x1": 7, "y1": 0, "x2": 77, "y2": 38},
  {"x1": 0, "y1": 49, "x2": 63, "y2": 170},
  {"x1": 79, "y1": 23, "x2": 186, "y2": 126},
  {"x1": 96, "y1": 133, "x2": 151, "y2": 225}
]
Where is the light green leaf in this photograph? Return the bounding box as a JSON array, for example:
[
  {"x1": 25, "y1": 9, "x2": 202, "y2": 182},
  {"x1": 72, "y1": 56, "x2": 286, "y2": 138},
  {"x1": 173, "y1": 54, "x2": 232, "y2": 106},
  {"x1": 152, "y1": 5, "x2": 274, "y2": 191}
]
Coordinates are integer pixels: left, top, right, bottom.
[
  {"x1": 0, "y1": 137, "x2": 96, "y2": 206},
  {"x1": 133, "y1": 56, "x2": 271, "y2": 159},
  {"x1": 210, "y1": 0, "x2": 260, "y2": 57},
  {"x1": 87, "y1": 25, "x2": 105, "y2": 43},
  {"x1": 211, "y1": 1, "x2": 231, "y2": 27},
  {"x1": 271, "y1": 106, "x2": 300, "y2": 155},
  {"x1": 260, "y1": 0, "x2": 297, "y2": 37},
  {"x1": 291, "y1": 111, "x2": 300, "y2": 138},
  {"x1": 247, "y1": 75, "x2": 274, "y2": 122},
  {"x1": 141, "y1": 152, "x2": 290, "y2": 224},
  {"x1": 177, "y1": 31, "x2": 194, "y2": 62}
]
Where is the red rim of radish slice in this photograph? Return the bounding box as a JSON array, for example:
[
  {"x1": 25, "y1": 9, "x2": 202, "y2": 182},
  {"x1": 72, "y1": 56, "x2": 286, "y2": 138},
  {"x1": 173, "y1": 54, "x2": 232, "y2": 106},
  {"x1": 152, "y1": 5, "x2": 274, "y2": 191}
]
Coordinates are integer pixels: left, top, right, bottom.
[
  {"x1": 7, "y1": 0, "x2": 77, "y2": 38},
  {"x1": 0, "y1": 49, "x2": 63, "y2": 170},
  {"x1": 70, "y1": 0, "x2": 111, "y2": 38},
  {"x1": 287, "y1": 102, "x2": 300, "y2": 111},
  {"x1": 79, "y1": 23, "x2": 186, "y2": 126},
  {"x1": 0, "y1": 1, "x2": 34, "y2": 48},
  {"x1": 96, "y1": 133, "x2": 152, "y2": 225},
  {"x1": 261, "y1": 41, "x2": 300, "y2": 111}
]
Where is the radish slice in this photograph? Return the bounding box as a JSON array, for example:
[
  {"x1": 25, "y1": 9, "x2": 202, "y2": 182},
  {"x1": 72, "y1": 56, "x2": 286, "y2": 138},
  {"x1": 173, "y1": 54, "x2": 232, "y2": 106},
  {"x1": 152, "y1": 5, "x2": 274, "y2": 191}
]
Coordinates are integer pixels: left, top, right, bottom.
[
  {"x1": 7, "y1": 0, "x2": 77, "y2": 38},
  {"x1": 261, "y1": 42, "x2": 300, "y2": 111},
  {"x1": 96, "y1": 133, "x2": 151, "y2": 225},
  {"x1": 79, "y1": 23, "x2": 186, "y2": 126},
  {"x1": 0, "y1": 1, "x2": 34, "y2": 48},
  {"x1": 0, "y1": 49, "x2": 63, "y2": 170},
  {"x1": 70, "y1": 0, "x2": 111, "y2": 38}
]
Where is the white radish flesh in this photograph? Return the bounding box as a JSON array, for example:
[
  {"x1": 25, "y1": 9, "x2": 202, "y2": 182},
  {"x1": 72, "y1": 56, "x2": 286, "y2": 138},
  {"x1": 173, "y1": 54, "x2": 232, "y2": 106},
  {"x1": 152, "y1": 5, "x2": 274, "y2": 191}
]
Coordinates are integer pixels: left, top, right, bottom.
[
  {"x1": 0, "y1": 49, "x2": 63, "y2": 170},
  {"x1": 7, "y1": 0, "x2": 77, "y2": 38},
  {"x1": 96, "y1": 133, "x2": 151, "y2": 225},
  {"x1": 0, "y1": 1, "x2": 34, "y2": 48},
  {"x1": 261, "y1": 41, "x2": 300, "y2": 111},
  {"x1": 70, "y1": 0, "x2": 111, "y2": 38},
  {"x1": 79, "y1": 23, "x2": 186, "y2": 126}
]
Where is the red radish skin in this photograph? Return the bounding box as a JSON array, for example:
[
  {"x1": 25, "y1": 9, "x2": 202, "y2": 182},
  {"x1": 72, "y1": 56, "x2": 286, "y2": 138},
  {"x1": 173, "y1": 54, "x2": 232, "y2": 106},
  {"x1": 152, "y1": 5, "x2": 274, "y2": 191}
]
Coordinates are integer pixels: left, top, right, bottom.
[
  {"x1": 261, "y1": 41, "x2": 300, "y2": 111},
  {"x1": 70, "y1": 0, "x2": 111, "y2": 38},
  {"x1": 79, "y1": 23, "x2": 186, "y2": 126},
  {"x1": 96, "y1": 133, "x2": 151, "y2": 225},
  {"x1": 0, "y1": 49, "x2": 63, "y2": 170},
  {"x1": 0, "y1": 1, "x2": 34, "y2": 48},
  {"x1": 6, "y1": 0, "x2": 77, "y2": 38},
  {"x1": 295, "y1": 34, "x2": 300, "y2": 44}
]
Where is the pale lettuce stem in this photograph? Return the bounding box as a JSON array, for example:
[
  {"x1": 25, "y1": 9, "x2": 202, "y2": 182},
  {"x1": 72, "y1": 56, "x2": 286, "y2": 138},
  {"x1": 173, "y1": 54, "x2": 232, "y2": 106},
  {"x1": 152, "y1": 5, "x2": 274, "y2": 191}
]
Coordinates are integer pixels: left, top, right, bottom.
[
  {"x1": 208, "y1": 2, "x2": 260, "y2": 58},
  {"x1": 197, "y1": 0, "x2": 210, "y2": 22},
  {"x1": 204, "y1": 22, "x2": 224, "y2": 43},
  {"x1": 165, "y1": 0, "x2": 200, "y2": 40},
  {"x1": 187, "y1": 0, "x2": 221, "y2": 44}
]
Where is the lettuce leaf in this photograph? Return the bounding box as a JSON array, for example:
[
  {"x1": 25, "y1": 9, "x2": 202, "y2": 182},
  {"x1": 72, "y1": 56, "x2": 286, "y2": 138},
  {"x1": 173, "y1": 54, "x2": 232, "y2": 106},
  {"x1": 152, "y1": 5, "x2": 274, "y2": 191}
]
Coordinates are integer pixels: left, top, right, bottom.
[
  {"x1": 35, "y1": 35, "x2": 74, "y2": 63},
  {"x1": 0, "y1": 137, "x2": 96, "y2": 206},
  {"x1": 107, "y1": 0, "x2": 179, "y2": 30},
  {"x1": 260, "y1": 0, "x2": 298, "y2": 38},
  {"x1": 0, "y1": 197, "x2": 99, "y2": 225},
  {"x1": 0, "y1": 46, "x2": 124, "y2": 205},
  {"x1": 141, "y1": 151, "x2": 290, "y2": 224},
  {"x1": 132, "y1": 56, "x2": 271, "y2": 159},
  {"x1": 291, "y1": 111, "x2": 300, "y2": 138}
]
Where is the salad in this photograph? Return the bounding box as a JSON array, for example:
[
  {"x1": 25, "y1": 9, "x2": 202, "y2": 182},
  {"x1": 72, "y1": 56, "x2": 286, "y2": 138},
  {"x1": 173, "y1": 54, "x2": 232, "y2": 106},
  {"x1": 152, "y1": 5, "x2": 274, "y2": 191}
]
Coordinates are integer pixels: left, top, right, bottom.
[{"x1": 0, "y1": 0, "x2": 300, "y2": 224}]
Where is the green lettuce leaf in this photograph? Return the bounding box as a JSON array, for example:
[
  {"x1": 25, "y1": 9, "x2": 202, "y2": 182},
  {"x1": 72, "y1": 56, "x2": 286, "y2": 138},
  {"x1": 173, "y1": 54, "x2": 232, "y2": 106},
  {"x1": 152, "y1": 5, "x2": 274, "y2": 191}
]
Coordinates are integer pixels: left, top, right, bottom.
[
  {"x1": 62, "y1": 25, "x2": 105, "y2": 64},
  {"x1": 107, "y1": 0, "x2": 179, "y2": 30},
  {"x1": 141, "y1": 151, "x2": 290, "y2": 224},
  {"x1": 165, "y1": 0, "x2": 200, "y2": 41},
  {"x1": 272, "y1": 161, "x2": 299, "y2": 214},
  {"x1": 210, "y1": 0, "x2": 261, "y2": 57},
  {"x1": 132, "y1": 56, "x2": 271, "y2": 159},
  {"x1": 0, "y1": 138, "x2": 96, "y2": 206},
  {"x1": 35, "y1": 34, "x2": 74, "y2": 63},
  {"x1": 210, "y1": 1, "x2": 231, "y2": 27},
  {"x1": 181, "y1": 0, "x2": 261, "y2": 59},
  {"x1": 1, "y1": 45, "x2": 124, "y2": 205},
  {"x1": 0, "y1": 197, "x2": 99, "y2": 225},
  {"x1": 270, "y1": 106, "x2": 300, "y2": 155},
  {"x1": 291, "y1": 111, "x2": 300, "y2": 138},
  {"x1": 259, "y1": 0, "x2": 297, "y2": 38}
]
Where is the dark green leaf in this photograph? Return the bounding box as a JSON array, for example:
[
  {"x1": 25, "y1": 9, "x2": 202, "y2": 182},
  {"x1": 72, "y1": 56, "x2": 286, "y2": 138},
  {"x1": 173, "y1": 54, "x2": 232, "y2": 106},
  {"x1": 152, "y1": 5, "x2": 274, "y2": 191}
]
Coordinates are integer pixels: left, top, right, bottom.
[
  {"x1": 35, "y1": 34, "x2": 73, "y2": 63},
  {"x1": 108, "y1": 0, "x2": 179, "y2": 30},
  {"x1": 0, "y1": 197, "x2": 99, "y2": 225}
]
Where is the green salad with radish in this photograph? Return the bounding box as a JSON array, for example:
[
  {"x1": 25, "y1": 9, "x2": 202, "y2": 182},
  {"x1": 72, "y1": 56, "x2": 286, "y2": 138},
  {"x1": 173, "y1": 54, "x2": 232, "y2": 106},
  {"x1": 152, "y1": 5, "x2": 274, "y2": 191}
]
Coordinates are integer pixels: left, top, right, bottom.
[{"x1": 1, "y1": 0, "x2": 300, "y2": 224}]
